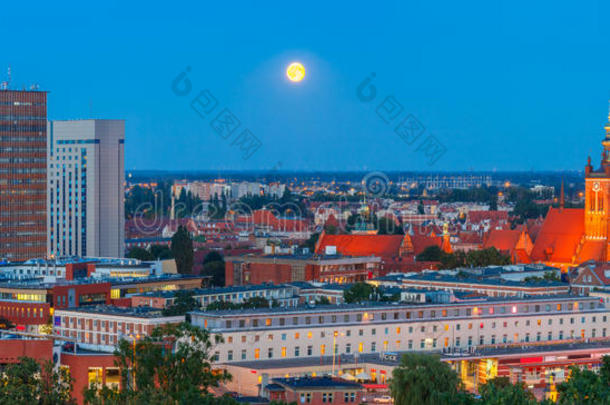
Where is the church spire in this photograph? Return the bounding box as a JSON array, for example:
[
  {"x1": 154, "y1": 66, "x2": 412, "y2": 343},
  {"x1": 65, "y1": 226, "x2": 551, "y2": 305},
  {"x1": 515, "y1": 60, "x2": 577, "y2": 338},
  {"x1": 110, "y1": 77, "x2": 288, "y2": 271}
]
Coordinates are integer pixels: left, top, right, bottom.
[{"x1": 602, "y1": 100, "x2": 610, "y2": 167}]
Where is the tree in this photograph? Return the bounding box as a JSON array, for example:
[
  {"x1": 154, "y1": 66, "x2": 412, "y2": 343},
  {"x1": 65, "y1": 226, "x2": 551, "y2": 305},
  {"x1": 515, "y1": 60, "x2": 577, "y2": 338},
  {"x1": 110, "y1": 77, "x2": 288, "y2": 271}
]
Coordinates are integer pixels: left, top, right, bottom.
[
  {"x1": 377, "y1": 217, "x2": 403, "y2": 235},
  {"x1": 343, "y1": 283, "x2": 374, "y2": 303},
  {"x1": 489, "y1": 194, "x2": 498, "y2": 211},
  {"x1": 417, "y1": 202, "x2": 425, "y2": 215},
  {"x1": 171, "y1": 226, "x2": 194, "y2": 275},
  {"x1": 162, "y1": 290, "x2": 200, "y2": 316},
  {"x1": 465, "y1": 248, "x2": 510, "y2": 267},
  {"x1": 0, "y1": 357, "x2": 75, "y2": 404},
  {"x1": 390, "y1": 353, "x2": 472, "y2": 405},
  {"x1": 301, "y1": 232, "x2": 320, "y2": 253},
  {"x1": 84, "y1": 323, "x2": 231, "y2": 404},
  {"x1": 127, "y1": 247, "x2": 154, "y2": 261},
  {"x1": 478, "y1": 377, "x2": 537, "y2": 405},
  {"x1": 202, "y1": 251, "x2": 225, "y2": 286},
  {"x1": 150, "y1": 244, "x2": 173, "y2": 260},
  {"x1": 556, "y1": 364, "x2": 610, "y2": 404},
  {"x1": 416, "y1": 245, "x2": 443, "y2": 262}
]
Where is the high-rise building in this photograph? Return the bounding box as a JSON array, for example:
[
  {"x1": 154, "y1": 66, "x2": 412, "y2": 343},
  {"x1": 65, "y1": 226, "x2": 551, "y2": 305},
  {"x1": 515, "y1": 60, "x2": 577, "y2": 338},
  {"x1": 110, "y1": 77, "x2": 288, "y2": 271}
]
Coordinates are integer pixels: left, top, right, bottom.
[
  {"x1": 47, "y1": 120, "x2": 125, "y2": 258},
  {"x1": 0, "y1": 90, "x2": 47, "y2": 261}
]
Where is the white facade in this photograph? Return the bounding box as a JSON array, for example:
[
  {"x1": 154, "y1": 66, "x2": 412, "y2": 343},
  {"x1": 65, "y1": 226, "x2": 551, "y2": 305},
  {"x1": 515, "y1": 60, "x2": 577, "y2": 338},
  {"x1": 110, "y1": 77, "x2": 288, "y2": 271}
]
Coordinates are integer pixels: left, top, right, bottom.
[
  {"x1": 47, "y1": 120, "x2": 125, "y2": 257},
  {"x1": 53, "y1": 307, "x2": 184, "y2": 352},
  {"x1": 191, "y1": 295, "x2": 610, "y2": 364}
]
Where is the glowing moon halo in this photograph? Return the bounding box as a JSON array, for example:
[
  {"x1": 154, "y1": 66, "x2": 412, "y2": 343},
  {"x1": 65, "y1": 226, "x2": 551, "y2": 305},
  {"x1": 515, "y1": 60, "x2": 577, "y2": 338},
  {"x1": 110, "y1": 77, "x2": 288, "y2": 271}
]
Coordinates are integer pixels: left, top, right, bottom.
[{"x1": 286, "y1": 62, "x2": 305, "y2": 82}]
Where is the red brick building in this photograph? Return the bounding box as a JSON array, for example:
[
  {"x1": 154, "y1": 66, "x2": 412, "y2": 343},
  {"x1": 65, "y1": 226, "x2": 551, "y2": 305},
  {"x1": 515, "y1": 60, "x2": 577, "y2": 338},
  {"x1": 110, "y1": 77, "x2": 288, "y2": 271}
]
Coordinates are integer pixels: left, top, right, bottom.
[
  {"x1": 0, "y1": 338, "x2": 53, "y2": 365},
  {"x1": 265, "y1": 377, "x2": 363, "y2": 405},
  {"x1": 0, "y1": 281, "x2": 111, "y2": 331},
  {"x1": 225, "y1": 254, "x2": 381, "y2": 286},
  {"x1": 60, "y1": 351, "x2": 118, "y2": 404},
  {"x1": 314, "y1": 231, "x2": 450, "y2": 274},
  {"x1": 0, "y1": 90, "x2": 47, "y2": 261}
]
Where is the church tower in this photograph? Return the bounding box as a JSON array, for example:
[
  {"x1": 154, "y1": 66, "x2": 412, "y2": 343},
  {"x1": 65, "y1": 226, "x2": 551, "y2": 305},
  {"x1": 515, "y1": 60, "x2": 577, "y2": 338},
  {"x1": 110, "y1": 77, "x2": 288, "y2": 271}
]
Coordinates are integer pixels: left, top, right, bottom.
[{"x1": 584, "y1": 105, "x2": 610, "y2": 242}]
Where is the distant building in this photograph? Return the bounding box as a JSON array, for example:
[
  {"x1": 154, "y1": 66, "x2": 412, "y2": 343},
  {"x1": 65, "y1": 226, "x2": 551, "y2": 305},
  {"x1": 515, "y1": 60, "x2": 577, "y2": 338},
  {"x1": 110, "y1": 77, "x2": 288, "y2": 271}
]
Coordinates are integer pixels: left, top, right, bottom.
[
  {"x1": 225, "y1": 254, "x2": 381, "y2": 286},
  {"x1": 0, "y1": 90, "x2": 48, "y2": 261},
  {"x1": 47, "y1": 120, "x2": 125, "y2": 258},
  {"x1": 131, "y1": 284, "x2": 299, "y2": 309}
]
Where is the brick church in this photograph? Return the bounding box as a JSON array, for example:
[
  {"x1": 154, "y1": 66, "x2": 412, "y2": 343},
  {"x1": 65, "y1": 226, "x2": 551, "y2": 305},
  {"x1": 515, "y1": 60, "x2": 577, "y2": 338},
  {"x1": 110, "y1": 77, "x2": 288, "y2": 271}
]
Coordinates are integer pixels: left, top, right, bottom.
[{"x1": 531, "y1": 109, "x2": 610, "y2": 270}]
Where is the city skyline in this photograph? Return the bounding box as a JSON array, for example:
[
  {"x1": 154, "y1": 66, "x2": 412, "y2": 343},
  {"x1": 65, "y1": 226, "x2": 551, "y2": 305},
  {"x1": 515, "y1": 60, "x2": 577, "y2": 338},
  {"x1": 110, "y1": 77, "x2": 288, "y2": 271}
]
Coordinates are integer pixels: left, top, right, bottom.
[{"x1": 2, "y1": 1, "x2": 610, "y2": 172}]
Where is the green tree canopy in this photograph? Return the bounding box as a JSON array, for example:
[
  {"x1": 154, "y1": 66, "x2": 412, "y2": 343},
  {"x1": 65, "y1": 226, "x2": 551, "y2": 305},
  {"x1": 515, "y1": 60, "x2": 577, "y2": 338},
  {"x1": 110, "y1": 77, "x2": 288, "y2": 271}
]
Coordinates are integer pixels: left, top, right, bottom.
[
  {"x1": 171, "y1": 226, "x2": 194, "y2": 275},
  {"x1": 390, "y1": 353, "x2": 472, "y2": 405},
  {"x1": 556, "y1": 361, "x2": 610, "y2": 404},
  {"x1": 478, "y1": 377, "x2": 537, "y2": 405},
  {"x1": 0, "y1": 357, "x2": 74, "y2": 404},
  {"x1": 84, "y1": 323, "x2": 231, "y2": 404},
  {"x1": 162, "y1": 290, "x2": 200, "y2": 316},
  {"x1": 343, "y1": 282, "x2": 374, "y2": 303},
  {"x1": 150, "y1": 244, "x2": 173, "y2": 260},
  {"x1": 127, "y1": 246, "x2": 155, "y2": 261},
  {"x1": 202, "y1": 251, "x2": 225, "y2": 286}
]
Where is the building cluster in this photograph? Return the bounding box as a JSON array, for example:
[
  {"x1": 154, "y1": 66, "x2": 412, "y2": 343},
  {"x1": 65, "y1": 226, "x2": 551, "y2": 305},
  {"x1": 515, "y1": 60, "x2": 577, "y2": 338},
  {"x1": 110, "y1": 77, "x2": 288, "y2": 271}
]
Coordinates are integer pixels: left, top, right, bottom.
[
  {"x1": 0, "y1": 90, "x2": 124, "y2": 262},
  {"x1": 4, "y1": 86, "x2": 610, "y2": 404}
]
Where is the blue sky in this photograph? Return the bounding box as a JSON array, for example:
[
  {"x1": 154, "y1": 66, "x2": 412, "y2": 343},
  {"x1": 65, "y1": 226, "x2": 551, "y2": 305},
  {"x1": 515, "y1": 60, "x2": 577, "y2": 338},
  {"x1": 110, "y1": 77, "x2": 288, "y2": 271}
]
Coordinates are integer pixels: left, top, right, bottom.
[{"x1": 3, "y1": 0, "x2": 610, "y2": 171}]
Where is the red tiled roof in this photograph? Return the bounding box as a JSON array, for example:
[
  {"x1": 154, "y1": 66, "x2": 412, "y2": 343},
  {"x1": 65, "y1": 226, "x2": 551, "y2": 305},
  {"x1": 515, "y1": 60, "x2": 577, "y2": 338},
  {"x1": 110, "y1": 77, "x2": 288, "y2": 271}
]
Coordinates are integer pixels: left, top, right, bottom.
[
  {"x1": 458, "y1": 231, "x2": 483, "y2": 244},
  {"x1": 530, "y1": 207, "x2": 584, "y2": 264},
  {"x1": 467, "y1": 210, "x2": 509, "y2": 224},
  {"x1": 238, "y1": 209, "x2": 309, "y2": 232},
  {"x1": 513, "y1": 249, "x2": 532, "y2": 264},
  {"x1": 315, "y1": 233, "x2": 404, "y2": 257},
  {"x1": 410, "y1": 234, "x2": 442, "y2": 255},
  {"x1": 576, "y1": 240, "x2": 606, "y2": 264},
  {"x1": 483, "y1": 228, "x2": 522, "y2": 252}
]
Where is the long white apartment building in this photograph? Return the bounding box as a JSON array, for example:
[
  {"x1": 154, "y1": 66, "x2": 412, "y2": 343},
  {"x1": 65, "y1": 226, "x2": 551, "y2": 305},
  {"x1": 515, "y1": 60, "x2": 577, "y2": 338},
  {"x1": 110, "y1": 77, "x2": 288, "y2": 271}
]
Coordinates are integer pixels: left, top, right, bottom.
[{"x1": 190, "y1": 294, "x2": 610, "y2": 364}]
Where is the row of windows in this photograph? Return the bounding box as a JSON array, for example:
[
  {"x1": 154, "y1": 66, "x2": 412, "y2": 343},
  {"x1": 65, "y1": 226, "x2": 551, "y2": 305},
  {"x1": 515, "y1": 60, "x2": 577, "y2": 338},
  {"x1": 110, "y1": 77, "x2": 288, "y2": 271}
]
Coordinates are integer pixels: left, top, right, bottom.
[
  {"x1": 220, "y1": 301, "x2": 601, "y2": 329},
  {"x1": 0, "y1": 157, "x2": 45, "y2": 163},
  {"x1": 223, "y1": 328, "x2": 608, "y2": 361},
  {"x1": 0, "y1": 168, "x2": 46, "y2": 174},
  {"x1": 0, "y1": 115, "x2": 46, "y2": 120},
  {"x1": 0, "y1": 136, "x2": 45, "y2": 141},
  {"x1": 0, "y1": 147, "x2": 46, "y2": 152},
  {"x1": 0, "y1": 306, "x2": 45, "y2": 318},
  {"x1": 225, "y1": 314, "x2": 609, "y2": 344}
]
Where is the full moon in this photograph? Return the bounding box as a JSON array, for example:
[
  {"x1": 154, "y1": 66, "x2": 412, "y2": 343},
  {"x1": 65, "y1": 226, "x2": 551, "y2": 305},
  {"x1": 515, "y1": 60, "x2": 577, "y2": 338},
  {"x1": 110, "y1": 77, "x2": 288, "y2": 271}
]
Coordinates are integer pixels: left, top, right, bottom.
[{"x1": 286, "y1": 62, "x2": 305, "y2": 82}]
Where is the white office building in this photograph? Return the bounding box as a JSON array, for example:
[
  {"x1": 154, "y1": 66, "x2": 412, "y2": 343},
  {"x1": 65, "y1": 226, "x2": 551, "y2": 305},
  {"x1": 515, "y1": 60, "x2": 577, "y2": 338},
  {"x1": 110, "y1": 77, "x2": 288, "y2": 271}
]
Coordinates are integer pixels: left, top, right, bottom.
[
  {"x1": 191, "y1": 295, "x2": 610, "y2": 364},
  {"x1": 47, "y1": 120, "x2": 125, "y2": 258}
]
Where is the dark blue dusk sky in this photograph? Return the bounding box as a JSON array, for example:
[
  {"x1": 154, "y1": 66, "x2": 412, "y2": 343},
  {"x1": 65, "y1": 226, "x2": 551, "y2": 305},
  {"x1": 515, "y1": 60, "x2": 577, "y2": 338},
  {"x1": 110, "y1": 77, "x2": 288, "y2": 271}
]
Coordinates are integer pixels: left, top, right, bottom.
[{"x1": 3, "y1": 1, "x2": 610, "y2": 172}]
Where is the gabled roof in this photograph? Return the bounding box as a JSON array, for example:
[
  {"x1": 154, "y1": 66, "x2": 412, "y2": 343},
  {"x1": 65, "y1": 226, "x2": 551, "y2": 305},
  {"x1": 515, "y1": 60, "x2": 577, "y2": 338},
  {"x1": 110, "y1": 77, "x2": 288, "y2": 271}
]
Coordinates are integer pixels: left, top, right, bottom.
[
  {"x1": 483, "y1": 228, "x2": 522, "y2": 252},
  {"x1": 530, "y1": 207, "x2": 584, "y2": 264},
  {"x1": 315, "y1": 233, "x2": 404, "y2": 257},
  {"x1": 410, "y1": 234, "x2": 442, "y2": 255}
]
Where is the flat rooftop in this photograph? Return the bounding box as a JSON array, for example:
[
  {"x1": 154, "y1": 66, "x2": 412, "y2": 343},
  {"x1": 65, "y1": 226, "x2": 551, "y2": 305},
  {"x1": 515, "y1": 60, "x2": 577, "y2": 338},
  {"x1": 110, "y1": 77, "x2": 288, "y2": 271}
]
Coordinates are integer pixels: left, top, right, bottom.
[
  {"x1": 192, "y1": 293, "x2": 599, "y2": 317},
  {"x1": 54, "y1": 305, "x2": 182, "y2": 319}
]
